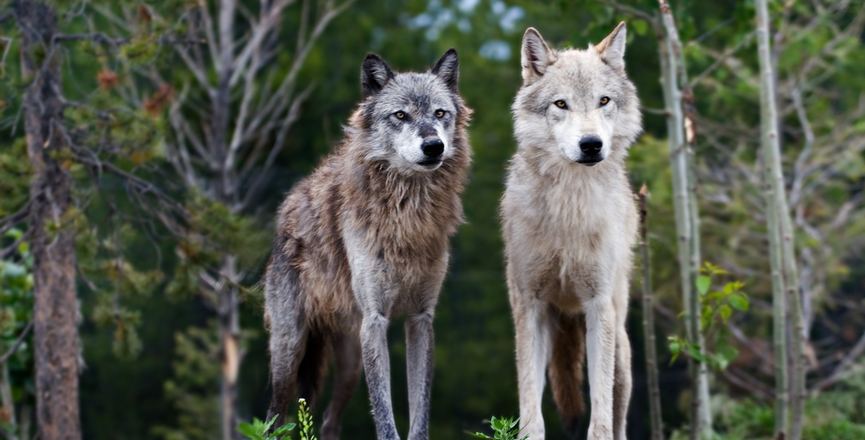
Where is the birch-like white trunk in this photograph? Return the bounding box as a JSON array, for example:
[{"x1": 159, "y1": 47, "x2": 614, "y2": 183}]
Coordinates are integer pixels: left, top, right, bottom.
[
  {"x1": 754, "y1": 0, "x2": 805, "y2": 438},
  {"x1": 657, "y1": 1, "x2": 712, "y2": 437}
]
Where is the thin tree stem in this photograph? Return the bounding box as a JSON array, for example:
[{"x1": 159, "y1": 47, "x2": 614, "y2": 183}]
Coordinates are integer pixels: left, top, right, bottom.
[
  {"x1": 657, "y1": 0, "x2": 712, "y2": 436},
  {"x1": 639, "y1": 185, "x2": 664, "y2": 440},
  {"x1": 755, "y1": 0, "x2": 801, "y2": 437}
]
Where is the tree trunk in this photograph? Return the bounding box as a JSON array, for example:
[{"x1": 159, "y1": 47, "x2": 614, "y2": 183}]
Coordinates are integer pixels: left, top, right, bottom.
[
  {"x1": 219, "y1": 255, "x2": 241, "y2": 440},
  {"x1": 754, "y1": 0, "x2": 804, "y2": 438},
  {"x1": 15, "y1": 1, "x2": 82, "y2": 439},
  {"x1": 638, "y1": 185, "x2": 664, "y2": 440},
  {"x1": 656, "y1": 1, "x2": 712, "y2": 436}
]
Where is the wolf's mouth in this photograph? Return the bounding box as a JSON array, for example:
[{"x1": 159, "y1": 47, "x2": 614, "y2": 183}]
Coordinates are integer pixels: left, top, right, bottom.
[
  {"x1": 417, "y1": 159, "x2": 443, "y2": 167},
  {"x1": 576, "y1": 158, "x2": 603, "y2": 167}
]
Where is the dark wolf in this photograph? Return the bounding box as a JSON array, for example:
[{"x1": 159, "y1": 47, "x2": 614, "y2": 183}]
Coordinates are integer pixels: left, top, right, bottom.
[{"x1": 264, "y1": 49, "x2": 471, "y2": 440}]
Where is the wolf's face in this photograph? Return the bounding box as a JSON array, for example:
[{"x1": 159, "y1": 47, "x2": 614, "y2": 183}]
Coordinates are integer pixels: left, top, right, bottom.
[
  {"x1": 513, "y1": 23, "x2": 641, "y2": 167},
  {"x1": 359, "y1": 50, "x2": 463, "y2": 173}
]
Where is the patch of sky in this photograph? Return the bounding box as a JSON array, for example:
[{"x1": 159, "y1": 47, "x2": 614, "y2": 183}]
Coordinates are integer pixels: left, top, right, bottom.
[
  {"x1": 458, "y1": 18, "x2": 472, "y2": 32},
  {"x1": 457, "y1": 0, "x2": 480, "y2": 13},
  {"x1": 479, "y1": 40, "x2": 511, "y2": 61},
  {"x1": 498, "y1": 5, "x2": 524, "y2": 32},
  {"x1": 406, "y1": 0, "x2": 523, "y2": 48}
]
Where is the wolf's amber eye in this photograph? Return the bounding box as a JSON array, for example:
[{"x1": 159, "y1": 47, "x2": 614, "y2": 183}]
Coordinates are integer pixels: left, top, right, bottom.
[
  {"x1": 599, "y1": 96, "x2": 610, "y2": 106},
  {"x1": 395, "y1": 111, "x2": 406, "y2": 119},
  {"x1": 435, "y1": 109, "x2": 445, "y2": 118},
  {"x1": 555, "y1": 100, "x2": 567, "y2": 109}
]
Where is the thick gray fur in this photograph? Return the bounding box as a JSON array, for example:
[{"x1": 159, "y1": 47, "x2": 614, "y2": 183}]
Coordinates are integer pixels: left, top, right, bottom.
[{"x1": 264, "y1": 48, "x2": 471, "y2": 440}]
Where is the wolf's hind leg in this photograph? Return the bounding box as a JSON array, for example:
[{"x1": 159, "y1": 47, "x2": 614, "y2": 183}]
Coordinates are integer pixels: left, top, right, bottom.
[
  {"x1": 266, "y1": 309, "x2": 309, "y2": 428},
  {"x1": 512, "y1": 292, "x2": 552, "y2": 440},
  {"x1": 265, "y1": 245, "x2": 308, "y2": 428},
  {"x1": 550, "y1": 311, "x2": 586, "y2": 439},
  {"x1": 321, "y1": 333, "x2": 363, "y2": 440}
]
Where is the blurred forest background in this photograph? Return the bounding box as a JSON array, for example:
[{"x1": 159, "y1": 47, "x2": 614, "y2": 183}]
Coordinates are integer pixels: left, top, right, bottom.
[{"x1": 1, "y1": 0, "x2": 864, "y2": 439}]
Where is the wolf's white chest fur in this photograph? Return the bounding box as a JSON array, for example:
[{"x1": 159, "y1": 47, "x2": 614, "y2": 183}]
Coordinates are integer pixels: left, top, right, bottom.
[{"x1": 503, "y1": 154, "x2": 636, "y2": 303}]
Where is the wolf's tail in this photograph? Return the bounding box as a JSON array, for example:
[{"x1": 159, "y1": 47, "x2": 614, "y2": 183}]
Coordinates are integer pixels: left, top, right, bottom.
[{"x1": 549, "y1": 311, "x2": 586, "y2": 438}]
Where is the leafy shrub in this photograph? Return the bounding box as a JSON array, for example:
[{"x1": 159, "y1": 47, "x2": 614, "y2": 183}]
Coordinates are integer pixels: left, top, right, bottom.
[{"x1": 470, "y1": 416, "x2": 528, "y2": 440}]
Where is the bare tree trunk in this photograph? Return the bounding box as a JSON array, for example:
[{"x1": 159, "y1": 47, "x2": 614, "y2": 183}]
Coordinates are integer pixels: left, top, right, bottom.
[
  {"x1": 219, "y1": 256, "x2": 241, "y2": 440},
  {"x1": 657, "y1": 1, "x2": 712, "y2": 437},
  {"x1": 754, "y1": 0, "x2": 803, "y2": 438},
  {"x1": 638, "y1": 185, "x2": 664, "y2": 440},
  {"x1": 212, "y1": 1, "x2": 238, "y2": 436},
  {"x1": 15, "y1": 1, "x2": 82, "y2": 439}
]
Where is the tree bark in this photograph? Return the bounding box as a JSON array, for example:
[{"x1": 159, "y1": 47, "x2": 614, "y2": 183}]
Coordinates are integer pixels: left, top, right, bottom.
[
  {"x1": 15, "y1": 1, "x2": 82, "y2": 439},
  {"x1": 656, "y1": 1, "x2": 712, "y2": 437},
  {"x1": 219, "y1": 256, "x2": 241, "y2": 440},
  {"x1": 754, "y1": 1, "x2": 804, "y2": 438},
  {"x1": 638, "y1": 185, "x2": 664, "y2": 440}
]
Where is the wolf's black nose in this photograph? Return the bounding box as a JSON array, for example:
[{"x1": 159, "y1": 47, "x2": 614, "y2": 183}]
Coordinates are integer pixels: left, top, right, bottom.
[
  {"x1": 579, "y1": 136, "x2": 603, "y2": 156},
  {"x1": 422, "y1": 139, "x2": 445, "y2": 158}
]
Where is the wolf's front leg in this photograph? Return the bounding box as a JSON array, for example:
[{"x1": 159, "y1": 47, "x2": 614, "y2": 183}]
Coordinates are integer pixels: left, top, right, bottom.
[
  {"x1": 612, "y1": 273, "x2": 632, "y2": 440},
  {"x1": 511, "y1": 295, "x2": 552, "y2": 440},
  {"x1": 405, "y1": 307, "x2": 435, "y2": 440},
  {"x1": 361, "y1": 311, "x2": 400, "y2": 440},
  {"x1": 585, "y1": 297, "x2": 617, "y2": 440}
]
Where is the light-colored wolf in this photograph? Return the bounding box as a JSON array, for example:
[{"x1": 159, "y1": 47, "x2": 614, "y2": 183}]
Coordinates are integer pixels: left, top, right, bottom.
[
  {"x1": 263, "y1": 50, "x2": 471, "y2": 440},
  {"x1": 500, "y1": 22, "x2": 641, "y2": 440}
]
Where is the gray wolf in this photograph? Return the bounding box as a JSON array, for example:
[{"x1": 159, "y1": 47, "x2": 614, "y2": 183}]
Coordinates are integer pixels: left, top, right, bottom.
[
  {"x1": 500, "y1": 22, "x2": 641, "y2": 440},
  {"x1": 263, "y1": 49, "x2": 471, "y2": 440}
]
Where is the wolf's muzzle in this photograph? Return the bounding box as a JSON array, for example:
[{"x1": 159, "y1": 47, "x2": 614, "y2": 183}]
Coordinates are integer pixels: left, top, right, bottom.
[
  {"x1": 419, "y1": 138, "x2": 445, "y2": 166},
  {"x1": 577, "y1": 135, "x2": 604, "y2": 166}
]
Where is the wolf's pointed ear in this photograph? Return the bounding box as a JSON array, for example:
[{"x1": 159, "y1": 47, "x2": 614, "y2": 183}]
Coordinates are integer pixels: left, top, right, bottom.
[
  {"x1": 361, "y1": 53, "x2": 395, "y2": 98},
  {"x1": 521, "y1": 27, "x2": 556, "y2": 84},
  {"x1": 595, "y1": 21, "x2": 627, "y2": 72},
  {"x1": 432, "y1": 48, "x2": 459, "y2": 93}
]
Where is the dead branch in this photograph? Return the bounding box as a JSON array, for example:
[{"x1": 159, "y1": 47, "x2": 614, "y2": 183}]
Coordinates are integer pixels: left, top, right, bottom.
[{"x1": 0, "y1": 322, "x2": 34, "y2": 365}]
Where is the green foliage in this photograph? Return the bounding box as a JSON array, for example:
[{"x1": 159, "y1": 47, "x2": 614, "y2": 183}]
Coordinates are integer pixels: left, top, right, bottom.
[
  {"x1": 2, "y1": 1, "x2": 864, "y2": 439},
  {"x1": 238, "y1": 415, "x2": 296, "y2": 440},
  {"x1": 151, "y1": 322, "x2": 221, "y2": 440},
  {"x1": 668, "y1": 263, "x2": 749, "y2": 371},
  {"x1": 296, "y1": 398, "x2": 316, "y2": 440},
  {"x1": 672, "y1": 367, "x2": 865, "y2": 439},
  {"x1": 0, "y1": 138, "x2": 31, "y2": 217},
  {"x1": 238, "y1": 398, "x2": 322, "y2": 440},
  {"x1": 0, "y1": 228, "x2": 35, "y2": 435},
  {"x1": 469, "y1": 417, "x2": 528, "y2": 440}
]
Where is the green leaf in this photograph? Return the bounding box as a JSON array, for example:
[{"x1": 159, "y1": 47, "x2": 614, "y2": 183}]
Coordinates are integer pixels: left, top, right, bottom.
[
  {"x1": 710, "y1": 353, "x2": 729, "y2": 371},
  {"x1": 688, "y1": 344, "x2": 707, "y2": 363},
  {"x1": 237, "y1": 422, "x2": 259, "y2": 437},
  {"x1": 729, "y1": 294, "x2": 749, "y2": 311},
  {"x1": 697, "y1": 275, "x2": 711, "y2": 295},
  {"x1": 717, "y1": 344, "x2": 739, "y2": 364},
  {"x1": 469, "y1": 433, "x2": 494, "y2": 439},
  {"x1": 669, "y1": 341, "x2": 681, "y2": 364},
  {"x1": 719, "y1": 305, "x2": 732, "y2": 324}
]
